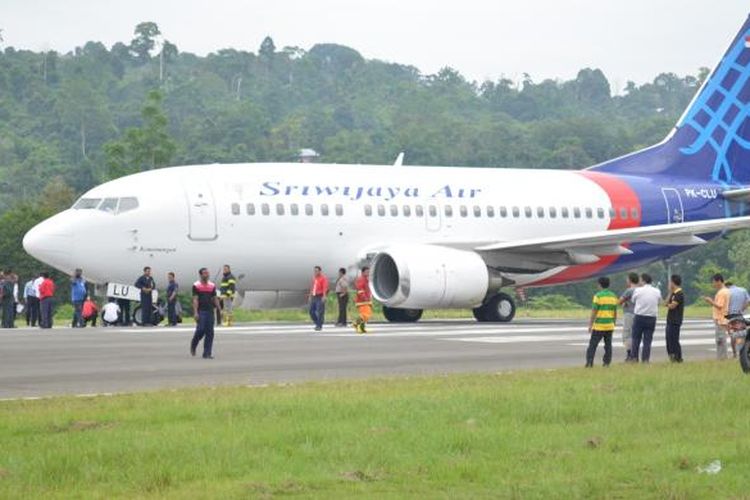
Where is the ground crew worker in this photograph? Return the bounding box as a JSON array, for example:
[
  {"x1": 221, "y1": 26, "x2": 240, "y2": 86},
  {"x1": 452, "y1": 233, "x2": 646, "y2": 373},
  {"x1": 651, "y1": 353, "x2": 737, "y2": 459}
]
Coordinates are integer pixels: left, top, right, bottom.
[
  {"x1": 70, "y1": 268, "x2": 87, "y2": 328},
  {"x1": 353, "y1": 267, "x2": 372, "y2": 334},
  {"x1": 81, "y1": 296, "x2": 99, "y2": 327},
  {"x1": 665, "y1": 274, "x2": 685, "y2": 362},
  {"x1": 166, "y1": 272, "x2": 179, "y2": 326},
  {"x1": 38, "y1": 272, "x2": 55, "y2": 329},
  {"x1": 703, "y1": 273, "x2": 730, "y2": 360},
  {"x1": 219, "y1": 265, "x2": 236, "y2": 326},
  {"x1": 618, "y1": 272, "x2": 639, "y2": 361},
  {"x1": 0, "y1": 270, "x2": 14, "y2": 328},
  {"x1": 335, "y1": 267, "x2": 349, "y2": 327},
  {"x1": 309, "y1": 266, "x2": 329, "y2": 331},
  {"x1": 23, "y1": 276, "x2": 39, "y2": 327},
  {"x1": 586, "y1": 276, "x2": 617, "y2": 367},
  {"x1": 135, "y1": 266, "x2": 155, "y2": 326},
  {"x1": 190, "y1": 267, "x2": 221, "y2": 359}
]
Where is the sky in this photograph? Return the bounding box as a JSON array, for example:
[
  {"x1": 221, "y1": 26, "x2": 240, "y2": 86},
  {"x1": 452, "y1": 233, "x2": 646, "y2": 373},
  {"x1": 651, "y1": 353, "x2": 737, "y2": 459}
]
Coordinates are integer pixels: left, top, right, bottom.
[{"x1": 1, "y1": 0, "x2": 748, "y2": 92}]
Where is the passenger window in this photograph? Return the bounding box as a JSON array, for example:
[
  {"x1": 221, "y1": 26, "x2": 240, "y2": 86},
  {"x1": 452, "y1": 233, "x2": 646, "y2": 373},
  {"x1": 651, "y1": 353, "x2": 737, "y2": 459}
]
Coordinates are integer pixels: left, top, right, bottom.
[
  {"x1": 291, "y1": 203, "x2": 299, "y2": 216},
  {"x1": 261, "y1": 203, "x2": 270, "y2": 216},
  {"x1": 549, "y1": 207, "x2": 557, "y2": 218},
  {"x1": 305, "y1": 204, "x2": 314, "y2": 216},
  {"x1": 585, "y1": 208, "x2": 593, "y2": 218},
  {"x1": 276, "y1": 203, "x2": 285, "y2": 216},
  {"x1": 377, "y1": 204, "x2": 386, "y2": 216},
  {"x1": 597, "y1": 208, "x2": 605, "y2": 219},
  {"x1": 460, "y1": 206, "x2": 468, "y2": 217},
  {"x1": 364, "y1": 205, "x2": 373, "y2": 217},
  {"x1": 573, "y1": 207, "x2": 581, "y2": 219},
  {"x1": 74, "y1": 198, "x2": 102, "y2": 210},
  {"x1": 524, "y1": 207, "x2": 532, "y2": 218},
  {"x1": 335, "y1": 204, "x2": 343, "y2": 216},
  {"x1": 536, "y1": 207, "x2": 545, "y2": 218},
  {"x1": 631, "y1": 207, "x2": 639, "y2": 219},
  {"x1": 620, "y1": 207, "x2": 628, "y2": 219},
  {"x1": 415, "y1": 206, "x2": 424, "y2": 217},
  {"x1": 445, "y1": 206, "x2": 453, "y2": 217},
  {"x1": 390, "y1": 205, "x2": 398, "y2": 217},
  {"x1": 246, "y1": 203, "x2": 256, "y2": 215},
  {"x1": 321, "y1": 204, "x2": 329, "y2": 216},
  {"x1": 473, "y1": 206, "x2": 481, "y2": 217},
  {"x1": 561, "y1": 207, "x2": 569, "y2": 218},
  {"x1": 512, "y1": 207, "x2": 520, "y2": 218},
  {"x1": 99, "y1": 198, "x2": 118, "y2": 213},
  {"x1": 403, "y1": 205, "x2": 411, "y2": 217},
  {"x1": 487, "y1": 206, "x2": 495, "y2": 217},
  {"x1": 499, "y1": 207, "x2": 508, "y2": 218},
  {"x1": 230, "y1": 203, "x2": 240, "y2": 216},
  {"x1": 608, "y1": 208, "x2": 616, "y2": 218},
  {"x1": 428, "y1": 205, "x2": 437, "y2": 217},
  {"x1": 118, "y1": 197, "x2": 139, "y2": 213}
]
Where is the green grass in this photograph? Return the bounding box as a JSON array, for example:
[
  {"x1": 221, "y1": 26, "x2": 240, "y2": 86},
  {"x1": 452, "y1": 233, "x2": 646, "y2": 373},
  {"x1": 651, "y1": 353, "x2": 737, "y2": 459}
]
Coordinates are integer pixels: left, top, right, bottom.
[{"x1": 1, "y1": 361, "x2": 748, "y2": 498}]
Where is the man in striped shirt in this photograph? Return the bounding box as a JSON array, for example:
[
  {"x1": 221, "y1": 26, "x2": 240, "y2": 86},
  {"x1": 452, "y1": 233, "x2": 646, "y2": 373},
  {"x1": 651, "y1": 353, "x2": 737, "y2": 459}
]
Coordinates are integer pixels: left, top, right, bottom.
[{"x1": 586, "y1": 276, "x2": 618, "y2": 368}]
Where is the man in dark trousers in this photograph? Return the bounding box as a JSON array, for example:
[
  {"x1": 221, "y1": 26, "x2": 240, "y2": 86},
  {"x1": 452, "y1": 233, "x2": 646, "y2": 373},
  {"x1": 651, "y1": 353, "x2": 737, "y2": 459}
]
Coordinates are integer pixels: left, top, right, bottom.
[
  {"x1": 23, "y1": 276, "x2": 39, "y2": 327},
  {"x1": 334, "y1": 267, "x2": 349, "y2": 327},
  {"x1": 665, "y1": 274, "x2": 685, "y2": 363},
  {"x1": 0, "y1": 270, "x2": 14, "y2": 328},
  {"x1": 190, "y1": 267, "x2": 220, "y2": 359},
  {"x1": 166, "y1": 272, "x2": 179, "y2": 326},
  {"x1": 38, "y1": 272, "x2": 55, "y2": 329},
  {"x1": 309, "y1": 266, "x2": 329, "y2": 331},
  {"x1": 586, "y1": 276, "x2": 617, "y2": 367},
  {"x1": 630, "y1": 273, "x2": 663, "y2": 363},
  {"x1": 135, "y1": 266, "x2": 155, "y2": 326}
]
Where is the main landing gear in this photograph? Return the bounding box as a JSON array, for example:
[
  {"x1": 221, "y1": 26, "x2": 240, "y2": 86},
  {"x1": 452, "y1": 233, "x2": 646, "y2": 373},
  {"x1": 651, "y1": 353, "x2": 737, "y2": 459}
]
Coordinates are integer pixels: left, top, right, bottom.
[
  {"x1": 382, "y1": 306, "x2": 423, "y2": 323},
  {"x1": 472, "y1": 292, "x2": 516, "y2": 323}
]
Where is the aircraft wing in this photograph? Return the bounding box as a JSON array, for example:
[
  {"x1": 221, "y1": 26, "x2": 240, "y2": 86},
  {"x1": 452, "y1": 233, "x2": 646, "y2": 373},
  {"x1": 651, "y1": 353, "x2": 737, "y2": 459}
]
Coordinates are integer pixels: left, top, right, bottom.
[{"x1": 472, "y1": 216, "x2": 750, "y2": 273}]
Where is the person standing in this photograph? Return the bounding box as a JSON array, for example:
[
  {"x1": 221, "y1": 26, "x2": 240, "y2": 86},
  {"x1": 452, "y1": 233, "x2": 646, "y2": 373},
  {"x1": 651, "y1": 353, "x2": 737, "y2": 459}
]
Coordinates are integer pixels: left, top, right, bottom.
[
  {"x1": 0, "y1": 270, "x2": 14, "y2": 328},
  {"x1": 586, "y1": 276, "x2": 617, "y2": 367},
  {"x1": 23, "y1": 276, "x2": 39, "y2": 327},
  {"x1": 335, "y1": 268, "x2": 349, "y2": 327},
  {"x1": 309, "y1": 266, "x2": 329, "y2": 331},
  {"x1": 725, "y1": 281, "x2": 749, "y2": 357},
  {"x1": 618, "y1": 272, "x2": 640, "y2": 361},
  {"x1": 166, "y1": 272, "x2": 179, "y2": 326},
  {"x1": 665, "y1": 274, "x2": 685, "y2": 363},
  {"x1": 70, "y1": 269, "x2": 87, "y2": 328},
  {"x1": 703, "y1": 273, "x2": 730, "y2": 360},
  {"x1": 190, "y1": 267, "x2": 220, "y2": 359},
  {"x1": 353, "y1": 267, "x2": 372, "y2": 334},
  {"x1": 630, "y1": 273, "x2": 662, "y2": 363},
  {"x1": 219, "y1": 265, "x2": 236, "y2": 326},
  {"x1": 38, "y1": 272, "x2": 56, "y2": 329},
  {"x1": 135, "y1": 267, "x2": 155, "y2": 326}
]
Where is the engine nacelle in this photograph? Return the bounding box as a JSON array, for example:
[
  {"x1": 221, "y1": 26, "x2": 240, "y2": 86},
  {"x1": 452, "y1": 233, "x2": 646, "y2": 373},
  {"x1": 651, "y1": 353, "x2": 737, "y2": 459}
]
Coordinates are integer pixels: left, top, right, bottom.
[{"x1": 370, "y1": 245, "x2": 489, "y2": 309}]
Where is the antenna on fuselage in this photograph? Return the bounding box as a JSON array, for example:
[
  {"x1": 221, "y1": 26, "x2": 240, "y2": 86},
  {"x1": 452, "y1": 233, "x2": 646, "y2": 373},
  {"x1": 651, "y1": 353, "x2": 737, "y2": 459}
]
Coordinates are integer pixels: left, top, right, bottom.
[{"x1": 393, "y1": 152, "x2": 405, "y2": 167}]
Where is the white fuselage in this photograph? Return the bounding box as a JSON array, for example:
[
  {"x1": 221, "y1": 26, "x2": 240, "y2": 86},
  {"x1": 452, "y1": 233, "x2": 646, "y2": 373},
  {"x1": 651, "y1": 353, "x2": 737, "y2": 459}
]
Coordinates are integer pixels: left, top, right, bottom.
[{"x1": 23, "y1": 163, "x2": 630, "y2": 307}]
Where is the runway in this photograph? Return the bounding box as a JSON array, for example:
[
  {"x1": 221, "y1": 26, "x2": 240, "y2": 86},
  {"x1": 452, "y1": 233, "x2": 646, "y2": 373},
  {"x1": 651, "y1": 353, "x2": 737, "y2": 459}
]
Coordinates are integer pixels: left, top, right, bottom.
[{"x1": 0, "y1": 318, "x2": 724, "y2": 399}]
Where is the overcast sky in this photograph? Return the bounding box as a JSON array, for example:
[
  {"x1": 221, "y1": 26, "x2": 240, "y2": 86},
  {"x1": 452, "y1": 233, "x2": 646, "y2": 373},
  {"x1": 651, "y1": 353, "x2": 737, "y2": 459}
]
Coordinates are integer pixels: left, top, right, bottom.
[{"x1": 1, "y1": 1, "x2": 748, "y2": 92}]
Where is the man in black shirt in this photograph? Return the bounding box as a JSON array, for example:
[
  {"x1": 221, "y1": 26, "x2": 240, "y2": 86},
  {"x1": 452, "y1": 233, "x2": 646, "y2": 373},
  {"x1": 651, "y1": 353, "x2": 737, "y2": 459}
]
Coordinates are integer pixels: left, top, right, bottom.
[
  {"x1": 135, "y1": 266, "x2": 155, "y2": 326},
  {"x1": 666, "y1": 274, "x2": 685, "y2": 363},
  {"x1": 191, "y1": 267, "x2": 220, "y2": 359}
]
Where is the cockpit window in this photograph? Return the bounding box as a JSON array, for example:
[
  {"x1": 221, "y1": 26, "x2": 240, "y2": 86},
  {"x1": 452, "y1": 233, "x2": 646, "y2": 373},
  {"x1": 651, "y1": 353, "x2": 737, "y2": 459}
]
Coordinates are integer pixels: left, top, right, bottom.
[
  {"x1": 73, "y1": 198, "x2": 101, "y2": 209},
  {"x1": 118, "y1": 197, "x2": 139, "y2": 213},
  {"x1": 98, "y1": 198, "x2": 118, "y2": 213}
]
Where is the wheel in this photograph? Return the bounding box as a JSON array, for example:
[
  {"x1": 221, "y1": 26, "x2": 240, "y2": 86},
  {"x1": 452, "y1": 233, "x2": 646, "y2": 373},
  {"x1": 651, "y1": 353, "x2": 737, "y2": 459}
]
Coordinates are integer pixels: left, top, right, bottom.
[
  {"x1": 740, "y1": 337, "x2": 750, "y2": 374},
  {"x1": 472, "y1": 305, "x2": 489, "y2": 322},
  {"x1": 479, "y1": 292, "x2": 516, "y2": 323},
  {"x1": 132, "y1": 305, "x2": 143, "y2": 326},
  {"x1": 132, "y1": 305, "x2": 162, "y2": 326},
  {"x1": 383, "y1": 306, "x2": 423, "y2": 323}
]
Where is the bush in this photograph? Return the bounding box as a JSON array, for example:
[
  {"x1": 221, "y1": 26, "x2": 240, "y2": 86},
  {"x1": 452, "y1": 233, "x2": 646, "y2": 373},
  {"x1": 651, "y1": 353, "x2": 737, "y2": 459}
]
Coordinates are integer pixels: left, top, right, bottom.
[{"x1": 525, "y1": 294, "x2": 585, "y2": 310}]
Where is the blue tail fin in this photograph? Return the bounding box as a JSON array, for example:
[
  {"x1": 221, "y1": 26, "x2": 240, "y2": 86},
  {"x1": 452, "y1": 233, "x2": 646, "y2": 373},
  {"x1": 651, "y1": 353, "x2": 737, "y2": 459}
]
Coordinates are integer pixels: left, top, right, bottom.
[{"x1": 590, "y1": 15, "x2": 750, "y2": 185}]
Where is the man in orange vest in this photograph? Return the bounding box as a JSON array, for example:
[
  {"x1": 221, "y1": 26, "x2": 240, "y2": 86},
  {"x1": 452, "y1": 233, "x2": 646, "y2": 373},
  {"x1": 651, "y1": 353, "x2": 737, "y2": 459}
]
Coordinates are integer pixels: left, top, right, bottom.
[{"x1": 353, "y1": 266, "x2": 372, "y2": 334}]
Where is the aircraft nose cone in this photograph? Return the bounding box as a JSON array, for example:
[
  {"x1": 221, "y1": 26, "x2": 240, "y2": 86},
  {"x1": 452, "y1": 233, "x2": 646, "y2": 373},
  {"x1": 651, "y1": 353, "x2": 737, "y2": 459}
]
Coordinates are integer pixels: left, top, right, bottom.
[{"x1": 23, "y1": 214, "x2": 75, "y2": 273}]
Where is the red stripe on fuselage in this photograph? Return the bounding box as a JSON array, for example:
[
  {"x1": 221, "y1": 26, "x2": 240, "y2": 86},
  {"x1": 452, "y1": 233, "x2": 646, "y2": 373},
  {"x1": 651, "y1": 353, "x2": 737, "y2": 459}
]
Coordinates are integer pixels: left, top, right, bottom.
[{"x1": 531, "y1": 171, "x2": 641, "y2": 286}]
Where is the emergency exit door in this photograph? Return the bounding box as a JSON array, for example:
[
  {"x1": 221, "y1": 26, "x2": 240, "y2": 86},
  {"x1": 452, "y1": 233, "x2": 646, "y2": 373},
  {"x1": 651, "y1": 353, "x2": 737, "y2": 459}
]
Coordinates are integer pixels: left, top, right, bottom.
[
  {"x1": 661, "y1": 188, "x2": 684, "y2": 224},
  {"x1": 184, "y1": 180, "x2": 218, "y2": 241}
]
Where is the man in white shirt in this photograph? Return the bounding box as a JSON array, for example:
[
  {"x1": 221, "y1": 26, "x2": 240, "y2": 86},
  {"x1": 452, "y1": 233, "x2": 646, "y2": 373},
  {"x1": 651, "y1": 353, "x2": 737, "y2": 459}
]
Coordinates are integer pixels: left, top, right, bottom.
[
  {"x1": 23, "y1": 278, "x2": 39, "y2": 326},
  {"x1": 630, "y1": 273, "x2": 663, "y2": 363},
  {"x1": 102, "y1": 299, "x2": 121, "y2": 326}
]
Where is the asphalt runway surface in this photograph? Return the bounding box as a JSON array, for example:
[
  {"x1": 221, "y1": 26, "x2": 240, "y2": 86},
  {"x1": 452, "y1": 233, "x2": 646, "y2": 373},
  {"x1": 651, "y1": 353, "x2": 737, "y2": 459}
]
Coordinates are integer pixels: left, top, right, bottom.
[{"x1": 0, "y1": 318, "x2": 725, "y2": 399}]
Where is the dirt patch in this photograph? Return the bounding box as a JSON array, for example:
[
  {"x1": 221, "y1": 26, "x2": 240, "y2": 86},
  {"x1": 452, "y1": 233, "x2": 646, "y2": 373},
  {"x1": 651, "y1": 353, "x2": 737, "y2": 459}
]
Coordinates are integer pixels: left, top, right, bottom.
[
  {"x1": 340, "y1": 470, "x2": 383, "y2": 482},
  {"x1": 585, "y1": 436, "x2": 603, "y2": 449},
  {"x1": 0, "y1": 467, "x2": 9, "y2": 479},
  {"x1": 51, "y1": 420, "x2": 116, "y2": 433}
]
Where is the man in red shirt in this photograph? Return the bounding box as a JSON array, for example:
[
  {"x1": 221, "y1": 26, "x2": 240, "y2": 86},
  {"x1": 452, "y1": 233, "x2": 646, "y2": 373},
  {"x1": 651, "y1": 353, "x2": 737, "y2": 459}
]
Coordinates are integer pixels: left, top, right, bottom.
[
  {"x1": 38, "y1": 272, "x2": 56, "y2": 329},
  {"x1": 353, "y1": 267, "x2": 372, "y2": 334},
  {"x1": 309, "y1": 266, "x2": 329, "y2": 331}
]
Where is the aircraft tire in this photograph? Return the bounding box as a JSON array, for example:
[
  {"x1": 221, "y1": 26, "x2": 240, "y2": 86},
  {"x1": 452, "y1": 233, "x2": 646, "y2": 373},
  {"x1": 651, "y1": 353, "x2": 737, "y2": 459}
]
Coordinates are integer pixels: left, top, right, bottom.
[
  {"x1": 472, "y1": 305, "x2": 489, "y2": 322},
  {"x1": 383, "y1": 306, "x2": 423, "y2": 323},
  {"x1": 481, "y1": 292, "x2": 516, "y2": 323}
]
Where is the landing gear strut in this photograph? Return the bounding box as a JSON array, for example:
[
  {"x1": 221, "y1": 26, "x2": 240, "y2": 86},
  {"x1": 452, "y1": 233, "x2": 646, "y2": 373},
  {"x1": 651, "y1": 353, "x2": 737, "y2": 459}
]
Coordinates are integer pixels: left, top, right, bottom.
[
  {"x1": 473, "y1": 292, "x2": 516, "y2": 323},
  {"x1": 383, "y1": 306, "x2": 423, "y2": 323}
]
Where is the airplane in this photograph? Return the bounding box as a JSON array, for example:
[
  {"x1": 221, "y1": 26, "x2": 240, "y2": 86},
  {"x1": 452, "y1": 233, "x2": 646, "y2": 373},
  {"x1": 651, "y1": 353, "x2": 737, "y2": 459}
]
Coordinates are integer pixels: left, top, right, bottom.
[{"x1": 23, "y1": 15, "x2": 750, "y2": 324}]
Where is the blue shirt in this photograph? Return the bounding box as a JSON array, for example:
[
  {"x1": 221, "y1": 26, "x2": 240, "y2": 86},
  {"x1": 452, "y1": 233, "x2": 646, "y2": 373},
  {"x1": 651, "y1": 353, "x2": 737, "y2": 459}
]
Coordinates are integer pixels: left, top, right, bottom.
[
  {"x1": 71, "y1": 277, "x2": 87, "y2": 302},
  {"x1": 24, "y1": 280, "x2": 36, "y2": 298},
  {"x1": 166, "y1": 281, "x2": 178, "y2": 302},
  {"x1": 728, "y1": 285, "x2": 750, "y2": 314}
]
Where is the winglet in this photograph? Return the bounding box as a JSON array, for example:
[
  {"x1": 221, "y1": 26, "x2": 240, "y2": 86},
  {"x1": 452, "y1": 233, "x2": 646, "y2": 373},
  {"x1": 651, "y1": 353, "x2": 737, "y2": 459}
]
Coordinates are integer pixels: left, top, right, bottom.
[{"x1": 393, "y1": 152, "x2": 405, "y2": 167}]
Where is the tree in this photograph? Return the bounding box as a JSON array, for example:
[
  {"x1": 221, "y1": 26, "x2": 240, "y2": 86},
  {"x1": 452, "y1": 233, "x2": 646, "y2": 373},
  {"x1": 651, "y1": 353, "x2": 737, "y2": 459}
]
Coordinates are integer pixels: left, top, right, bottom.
[
  {"x1": 104, "y1": 89, "x2": 175, "y2": 177},
  {"x1": 259, "y1": 36, "x2": 276, "y2": 59},
  {"x1": 130, "y1": 22, "x2": 161, "y2": 63}
]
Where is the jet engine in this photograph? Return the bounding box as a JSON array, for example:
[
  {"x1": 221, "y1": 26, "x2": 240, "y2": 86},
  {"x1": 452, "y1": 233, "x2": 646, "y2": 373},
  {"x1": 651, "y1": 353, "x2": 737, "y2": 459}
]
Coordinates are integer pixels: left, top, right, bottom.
[{"x1": 370, "y1": 245, "x2": 489, "y2": 309}]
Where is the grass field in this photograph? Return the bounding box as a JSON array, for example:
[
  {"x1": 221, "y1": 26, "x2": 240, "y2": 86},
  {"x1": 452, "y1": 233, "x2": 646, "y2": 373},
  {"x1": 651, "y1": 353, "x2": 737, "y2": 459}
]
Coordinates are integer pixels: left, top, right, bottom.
[{"x1": 1, "y1": 361, "x2": 748, "y2": 498}]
